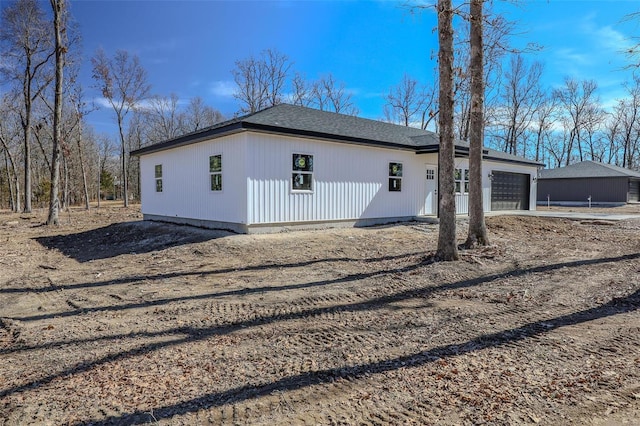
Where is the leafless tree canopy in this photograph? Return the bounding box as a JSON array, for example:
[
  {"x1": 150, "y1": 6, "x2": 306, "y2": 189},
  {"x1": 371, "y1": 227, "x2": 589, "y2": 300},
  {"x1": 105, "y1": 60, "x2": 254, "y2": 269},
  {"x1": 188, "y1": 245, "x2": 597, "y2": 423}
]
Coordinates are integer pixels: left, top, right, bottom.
[
  {"x1": 91, "y1": 48, "x2": 150, "y2": 207},
  {"x1": 233, "y1": 49, "x2": 293, "y2": 114},
  {"x1": 1, "y1": 0, "x2": 54, "y2": 213},
  {"x1": 232, "y1": 50, "x2": 359, "y2": 116},
  {"x1": 384, "y1": 73, "x2": 437, "y2": 129}
]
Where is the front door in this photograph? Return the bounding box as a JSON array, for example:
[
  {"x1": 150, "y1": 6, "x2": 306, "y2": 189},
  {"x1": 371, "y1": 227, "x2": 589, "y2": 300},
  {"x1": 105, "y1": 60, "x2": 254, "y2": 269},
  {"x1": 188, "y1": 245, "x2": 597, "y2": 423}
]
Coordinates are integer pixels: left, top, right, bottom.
[{"x1": 424, "y1": 166, "x2": 437, "y2": 215}]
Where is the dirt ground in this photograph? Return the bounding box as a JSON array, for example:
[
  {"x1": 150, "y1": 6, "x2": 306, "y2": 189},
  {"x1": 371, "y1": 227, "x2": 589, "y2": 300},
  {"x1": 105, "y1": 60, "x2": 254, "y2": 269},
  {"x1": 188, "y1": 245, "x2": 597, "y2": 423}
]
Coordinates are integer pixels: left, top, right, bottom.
[{"x1": 1, "y1": 204, "x2": 639, "y2": 425}]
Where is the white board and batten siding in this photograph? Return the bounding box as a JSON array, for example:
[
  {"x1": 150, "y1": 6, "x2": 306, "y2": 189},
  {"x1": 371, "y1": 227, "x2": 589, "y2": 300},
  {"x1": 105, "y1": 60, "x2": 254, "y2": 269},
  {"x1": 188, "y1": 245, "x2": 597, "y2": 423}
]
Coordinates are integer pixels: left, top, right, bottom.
[
  {"x1": 140, "y1": 133, "x2": 249, "y2": 226},
  {"x1": 245, "y1": 133, "x2": 438, "y2": 226},
  {"x1": 139, "y1": 129, "x2": 538, "y2": 232}
]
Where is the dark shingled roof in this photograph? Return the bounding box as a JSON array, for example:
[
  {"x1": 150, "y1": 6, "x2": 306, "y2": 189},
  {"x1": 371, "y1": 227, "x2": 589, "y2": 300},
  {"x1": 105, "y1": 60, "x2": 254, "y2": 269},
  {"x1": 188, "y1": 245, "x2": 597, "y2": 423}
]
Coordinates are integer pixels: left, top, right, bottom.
[
  {"x1": 131, "y1": 104, "x2": 541, "y2": 166},
  {"x1": 538, "y1": 160, "x2": 640, "y2": 179}
]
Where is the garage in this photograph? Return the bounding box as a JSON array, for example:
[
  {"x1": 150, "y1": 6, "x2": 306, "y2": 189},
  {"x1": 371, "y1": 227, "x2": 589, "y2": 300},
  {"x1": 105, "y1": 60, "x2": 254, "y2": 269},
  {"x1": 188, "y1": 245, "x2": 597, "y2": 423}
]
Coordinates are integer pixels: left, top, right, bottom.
[{"x1": 491, "y1": 171, "x2": 530, "y2": 211}]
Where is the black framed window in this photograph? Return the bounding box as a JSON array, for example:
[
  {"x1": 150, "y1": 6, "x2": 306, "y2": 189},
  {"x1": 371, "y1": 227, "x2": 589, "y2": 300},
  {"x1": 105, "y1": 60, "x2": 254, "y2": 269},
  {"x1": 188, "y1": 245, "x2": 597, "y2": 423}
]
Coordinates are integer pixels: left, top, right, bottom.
[
  {"x1": 426, "y1": 169, "x2": 435, "y2": 180},
  {"x1": 389, "y1": 162, "x2": 402, "y2": 192},
  {"x1": 292, "y1": 153, "x2": 313, "y2": 191},
  {"x1": 155, "y1": 164, "x2": 163, "y2": 192},
  {"x1": 209, "y1": 155, "x2": 222, "y2": 191},
  {"x1": 455, "y1": 168, "x2": 469, "y2": 193}
]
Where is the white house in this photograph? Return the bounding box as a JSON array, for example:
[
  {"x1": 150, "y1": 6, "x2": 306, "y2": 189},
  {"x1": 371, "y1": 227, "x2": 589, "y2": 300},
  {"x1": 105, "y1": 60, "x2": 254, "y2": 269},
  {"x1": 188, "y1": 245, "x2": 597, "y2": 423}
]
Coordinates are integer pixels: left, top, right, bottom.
[{"x1": 131, "y1": 104, "x2": 541, "y2": 233}]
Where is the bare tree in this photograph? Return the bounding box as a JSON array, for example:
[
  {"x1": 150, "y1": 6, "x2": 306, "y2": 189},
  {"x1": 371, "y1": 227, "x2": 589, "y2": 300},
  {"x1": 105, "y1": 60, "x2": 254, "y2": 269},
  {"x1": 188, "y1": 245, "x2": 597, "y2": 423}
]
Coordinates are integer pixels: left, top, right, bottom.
[
  {"x1": 611, "y1": 75, "x2": 640, "y2": 168},
  {"x1": 0, "y1": 94, "x2": 22, "y2": 211},
  {"x1": 531, "y1": 91, "x2": 559, "y2": 164},
  {"x1": 489, "y1": 54, "x2": 544, "y2": 157},
  {"x1": 311, "y1": 73, "x2": 359, "y2": 116},
  {"x1": 183, "y1": 97, "x2": 223, "y2": 132},
  {"x1": 384, "y1": 73, "x2": 438, "y2": 128},
  {"x1": 0, "y1": 0, "x2": 55, "y2": 213},
  {"x1": 232, "y1": 49, "x2": 292, "y2": 114},
  {"x1": 290, "y1": 72, "x2": 312, "y2": 107},
  {"x1": 69, "y1": 82, "x2": 95, "y2": 210},
  {"x1": 582, "y1": 102, "x2": 606, "y2": 162},
  {"x1": 436, "y1": 0, "x2": 459, "y2": 261},
  {"x1": 0, "y1": 92, "x2": 23, "y2": 211},
  {"x1": 465, "y1": 0, "x2": 488, "y2": 248},
  {"x1": 453, "y1": 7, "x2": 516, "y2": 143},
  {"x1": 143, "y1": 94, "x2": 184, "y2": 143},
  {"x1": 554, "y1": 78, "x2": 599, "y2": 165},
  {"x1": 91, "y1": 49, "x2": 150, "y2": 207},
  {"x1": 46, "y1": 0, "x2": 66, "y2": 225},
  {"x1": 263, "y1": 49, "x2": 292, "y2": 108}
]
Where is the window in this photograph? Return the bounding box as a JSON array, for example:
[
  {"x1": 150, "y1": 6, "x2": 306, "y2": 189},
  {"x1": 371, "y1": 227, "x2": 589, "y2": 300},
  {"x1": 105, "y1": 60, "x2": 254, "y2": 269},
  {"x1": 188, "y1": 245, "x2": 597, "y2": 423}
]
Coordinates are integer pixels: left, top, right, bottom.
[
  {"x1": 155, "y1": 164, "x2": 163, "y2": 192},
  {"x1": 209, "y1": 155, "x2": 222, "y2": 191},
  {"x1": 426, "y1": 169, "x2": 435, "y2": 180},
  {"x1": 292, "y1": 153, "x2": 313, "y2": 191},
  {"x1": 389, "y1": 162, "x2": 402, "y2": 192},
  {"x1": 455, "y1": 168, "x2": 469, "y2": 193}
]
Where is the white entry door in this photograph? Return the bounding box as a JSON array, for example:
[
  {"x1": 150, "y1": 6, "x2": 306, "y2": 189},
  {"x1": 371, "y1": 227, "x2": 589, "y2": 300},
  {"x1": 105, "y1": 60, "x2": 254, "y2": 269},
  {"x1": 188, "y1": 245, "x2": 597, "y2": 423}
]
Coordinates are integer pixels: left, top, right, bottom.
[{"x1": 424, "y1": 166, "x2": 437, "y2": 215}]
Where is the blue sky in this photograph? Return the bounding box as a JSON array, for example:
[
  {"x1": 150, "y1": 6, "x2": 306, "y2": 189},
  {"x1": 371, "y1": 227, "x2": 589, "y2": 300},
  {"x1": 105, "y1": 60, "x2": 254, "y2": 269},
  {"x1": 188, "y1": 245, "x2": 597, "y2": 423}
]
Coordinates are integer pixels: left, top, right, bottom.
[{"x1": 48, "y1": 1, "x2": 640, "y2": 136}]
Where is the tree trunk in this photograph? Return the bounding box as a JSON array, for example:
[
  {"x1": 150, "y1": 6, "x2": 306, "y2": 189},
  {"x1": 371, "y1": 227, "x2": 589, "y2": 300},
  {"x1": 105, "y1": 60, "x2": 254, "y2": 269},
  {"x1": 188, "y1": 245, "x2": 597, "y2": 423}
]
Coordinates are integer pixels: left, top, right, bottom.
[
  {"x1": 436, "y1": 0, "x2": 459, "y2": 261},
  {"x1": 97, "y1": 159, "x2": 101, "y2": 209},
  {"x1": 62, "y1": 152, "x2": 69, "y2": 211},
  {"x1": 23, "y1": 89, "x2": 32, "y2": 213},
  {"x1": 3, "y1": 152, "x2": 15, "y2": 211},
  {"x1": 117, "y1": 116, "x2": 128, "y2": 207},
  {"x1": 465, "y1": 0, "x2": 489, "y2": 248},
  {"x1": 76, "y1": 120, "x2": 90, "y2": 210},
  {"x1": 0, "y1": 137, "x2": 20, "y2": 212},
  {"x1": 47, "y1": 0, "x2": 64, "y2": 225}
]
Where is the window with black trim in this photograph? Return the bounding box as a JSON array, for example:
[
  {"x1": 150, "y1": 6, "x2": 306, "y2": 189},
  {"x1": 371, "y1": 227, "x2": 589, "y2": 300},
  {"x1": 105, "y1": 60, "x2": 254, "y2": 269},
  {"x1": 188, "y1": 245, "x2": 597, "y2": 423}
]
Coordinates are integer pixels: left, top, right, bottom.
[
  {"x1": 426, "y1": 169, "x2": 435, "y2": 180},
  {"x1": 292, "y1": 153, "x2": 313, "y2": 191},
  {"x1": 455, "y1": 168, "x2": 469, "y2": 193},
  {"x1": 209, "y1": 155, "x2": 222, "y2": 191},
  {"x1": 389, "y1": 162, "x2": 402, "y2": 192},
  {"x1": 155, "y1": 164, "x2": 163, "y2": 192}
]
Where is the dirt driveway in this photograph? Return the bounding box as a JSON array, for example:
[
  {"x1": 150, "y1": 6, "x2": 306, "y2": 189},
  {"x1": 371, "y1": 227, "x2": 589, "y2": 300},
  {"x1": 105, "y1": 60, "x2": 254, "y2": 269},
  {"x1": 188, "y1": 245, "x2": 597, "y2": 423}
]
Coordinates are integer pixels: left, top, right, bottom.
[{"x1": 1, "y1": 205, "x2": 639, "y2": 425}]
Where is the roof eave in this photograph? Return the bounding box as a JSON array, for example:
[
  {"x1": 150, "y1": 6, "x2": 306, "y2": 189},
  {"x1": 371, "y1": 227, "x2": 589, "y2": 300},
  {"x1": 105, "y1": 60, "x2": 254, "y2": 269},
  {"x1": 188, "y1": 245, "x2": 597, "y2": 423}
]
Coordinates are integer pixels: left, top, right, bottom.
[
  {"x1": 130, "y1": 122, "x2": 245, "y2": 156},
  {"x1": 483, "y1": 155, "x2": 544, "y2": 167}
]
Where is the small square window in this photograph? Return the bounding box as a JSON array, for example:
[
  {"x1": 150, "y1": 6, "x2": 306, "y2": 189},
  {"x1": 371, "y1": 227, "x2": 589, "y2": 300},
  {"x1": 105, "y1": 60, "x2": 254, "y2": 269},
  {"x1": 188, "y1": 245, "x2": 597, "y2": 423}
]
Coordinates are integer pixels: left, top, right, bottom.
[
  {"x1": 292, "y1": 173, "x2": 313, "y2": 191},
  {"x1": 389, "y1": 178, "x2": 402, "y2": 192},
  {"x1": 426, "y1": 169, "x2": 435, "y2": 180},
  {"x1": 211, "y1": 174, "x2": 222, "y2": 191},
  {"x1": 389, "y1": 162, "x2": 403, "y2": 177},
  {"x1": 389, "y1": 162, "x2": 403, "y2": 192},
  {"x1": 292, "y1": 154, "x2": 313, "y2": 191},
  {"x1": 293, "y1": 154, "x2": 313, "y2": 172},
  {"x1": 210, "y1": 155, "x2": 222, "y2": 173}
]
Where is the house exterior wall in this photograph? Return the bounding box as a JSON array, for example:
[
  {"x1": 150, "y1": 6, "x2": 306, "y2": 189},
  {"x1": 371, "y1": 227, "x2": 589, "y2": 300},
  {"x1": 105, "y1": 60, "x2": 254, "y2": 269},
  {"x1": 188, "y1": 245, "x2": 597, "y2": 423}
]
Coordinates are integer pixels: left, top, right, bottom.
[
  {"x1": 244, "y1": 133, "x2": 438, "y2": 225},
  {"x1": 537, "y1": 177, "x2": 629, "y2": 203},
  {"x1": 139, "y1": 133, "x2": 249, "y2": 230},
  {"x1": 138, "y1": 131, "x2": 539, "y2": 232}
]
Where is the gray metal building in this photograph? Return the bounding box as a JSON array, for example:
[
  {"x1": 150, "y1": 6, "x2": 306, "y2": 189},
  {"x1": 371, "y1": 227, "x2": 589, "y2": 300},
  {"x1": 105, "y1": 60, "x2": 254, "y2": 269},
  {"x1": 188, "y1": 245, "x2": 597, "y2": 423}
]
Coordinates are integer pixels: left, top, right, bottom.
[{"x1": 537, "y1": 161, "x2": 640, "y2": 204}]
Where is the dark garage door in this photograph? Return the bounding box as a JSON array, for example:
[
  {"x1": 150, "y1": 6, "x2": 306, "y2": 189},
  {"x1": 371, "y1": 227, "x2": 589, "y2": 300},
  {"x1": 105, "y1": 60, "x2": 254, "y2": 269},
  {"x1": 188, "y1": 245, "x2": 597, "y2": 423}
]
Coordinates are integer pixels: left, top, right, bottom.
[
  {"x1": 630, "y1": 179, "x2": 640, "y2": 202},
  {"x1": 491, "y1": 171, "x2": 530, "y2": 211}
]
